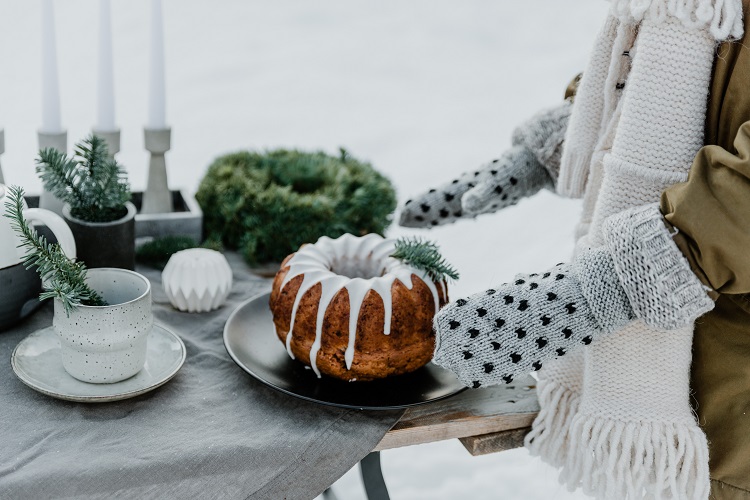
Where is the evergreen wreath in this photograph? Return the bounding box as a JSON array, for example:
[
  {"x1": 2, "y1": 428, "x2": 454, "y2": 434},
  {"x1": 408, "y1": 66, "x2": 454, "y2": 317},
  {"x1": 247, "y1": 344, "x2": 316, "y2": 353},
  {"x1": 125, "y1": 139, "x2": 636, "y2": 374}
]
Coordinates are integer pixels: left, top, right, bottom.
[
  {"x1": 36, "y1": 134, "x2": 131, "y2": 223},
  {"x1": 391, "y1": 237, "x2": 459, "y2": 283},
  {"x1": 196, "y1": 148, "x2": 397, "y2": 264},
  {"x1": 3, "y1": 186, "x2": 106, "y2": 315}
]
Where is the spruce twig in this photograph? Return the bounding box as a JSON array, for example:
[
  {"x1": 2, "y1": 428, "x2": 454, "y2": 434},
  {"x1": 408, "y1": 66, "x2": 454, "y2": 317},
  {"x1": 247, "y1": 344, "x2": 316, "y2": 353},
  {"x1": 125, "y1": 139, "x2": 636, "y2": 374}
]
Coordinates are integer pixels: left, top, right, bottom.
[
  {"x1": 391, "y1": 237, "x2": 459, "y2": 282},
  {"x1": 36, "y1": 134, "x2": 130, "y2": 223},
  {"x1": 3, "y1": 186, "x2": 106, "y2": 315}
]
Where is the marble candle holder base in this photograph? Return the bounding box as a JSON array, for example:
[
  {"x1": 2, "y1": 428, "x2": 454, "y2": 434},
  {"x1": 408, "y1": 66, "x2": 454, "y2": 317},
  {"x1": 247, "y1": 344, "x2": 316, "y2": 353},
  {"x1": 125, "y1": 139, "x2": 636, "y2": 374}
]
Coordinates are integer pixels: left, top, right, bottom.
[
  {"x1": 38, "y1": 130, "x2": 67, "y2": 215},
  {"x1": 141, "y1": 128, "x2": 172, "y2": 214}
]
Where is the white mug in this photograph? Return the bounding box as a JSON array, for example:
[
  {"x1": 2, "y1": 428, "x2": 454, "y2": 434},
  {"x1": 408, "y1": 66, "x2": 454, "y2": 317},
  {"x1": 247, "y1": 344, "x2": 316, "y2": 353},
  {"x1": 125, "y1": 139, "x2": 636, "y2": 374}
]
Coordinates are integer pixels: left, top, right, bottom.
[{"x1": 0, "y1": 184, "x2": 76, "y2": 269}]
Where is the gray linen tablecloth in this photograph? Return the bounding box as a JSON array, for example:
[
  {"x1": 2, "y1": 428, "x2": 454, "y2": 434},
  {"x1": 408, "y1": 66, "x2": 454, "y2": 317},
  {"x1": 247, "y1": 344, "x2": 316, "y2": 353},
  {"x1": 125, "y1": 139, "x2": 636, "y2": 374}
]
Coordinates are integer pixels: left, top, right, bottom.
[{"x1": 0, "y1": 254, "x2": 403, "y2": 499}]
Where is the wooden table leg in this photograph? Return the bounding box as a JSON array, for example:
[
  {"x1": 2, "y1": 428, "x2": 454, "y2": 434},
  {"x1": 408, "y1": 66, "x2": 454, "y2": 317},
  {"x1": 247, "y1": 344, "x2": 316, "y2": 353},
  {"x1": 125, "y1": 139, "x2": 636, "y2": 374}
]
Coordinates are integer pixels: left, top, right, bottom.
[{"x1": 360, "y1": 451, "x2": 390, "y2": 500}]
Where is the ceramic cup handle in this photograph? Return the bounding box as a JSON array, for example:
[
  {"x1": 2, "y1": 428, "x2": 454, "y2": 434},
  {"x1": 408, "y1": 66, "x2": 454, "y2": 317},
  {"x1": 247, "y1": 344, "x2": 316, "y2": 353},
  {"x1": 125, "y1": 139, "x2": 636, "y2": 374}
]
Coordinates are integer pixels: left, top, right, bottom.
[{"x1": 23, "y1": 208, "x2": 77, "y2": 260}]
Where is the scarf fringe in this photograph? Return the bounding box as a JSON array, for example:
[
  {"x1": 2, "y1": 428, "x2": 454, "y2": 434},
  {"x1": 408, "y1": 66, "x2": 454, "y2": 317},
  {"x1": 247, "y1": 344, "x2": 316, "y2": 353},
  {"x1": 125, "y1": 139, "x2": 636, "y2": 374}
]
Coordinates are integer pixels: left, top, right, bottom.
[
  {"x1": 559, "y1": 415, "x2": 710, "y2": 499},
  {"x1": 610, "y1": 0, "x2": 743, "y2": 40},
  {"x1": 524, "y1": 377, "x2": 581, "y2": 467}
]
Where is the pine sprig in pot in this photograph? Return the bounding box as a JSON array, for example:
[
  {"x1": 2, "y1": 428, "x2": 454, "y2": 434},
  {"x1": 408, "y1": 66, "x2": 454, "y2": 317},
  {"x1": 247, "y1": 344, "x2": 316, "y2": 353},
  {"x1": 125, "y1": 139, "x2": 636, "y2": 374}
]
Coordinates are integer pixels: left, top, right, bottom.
[
  {"x1": 391, "y1": 237, "x2": 460, "y2": 282},
  {"x1": 37, "y1": 134, "x2": 131, "y2": 223},
  {"x1": 3, "y1": 186, "x2": 106, "y2": 315}
]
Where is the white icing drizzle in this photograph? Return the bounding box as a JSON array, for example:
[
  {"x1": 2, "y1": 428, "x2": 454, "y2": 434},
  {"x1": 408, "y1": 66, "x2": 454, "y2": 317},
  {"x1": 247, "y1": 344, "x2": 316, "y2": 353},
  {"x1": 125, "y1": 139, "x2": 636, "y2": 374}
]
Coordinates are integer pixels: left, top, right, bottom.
[{"x1": 279, "y1": 233, "x2": 442, "y2": 377}]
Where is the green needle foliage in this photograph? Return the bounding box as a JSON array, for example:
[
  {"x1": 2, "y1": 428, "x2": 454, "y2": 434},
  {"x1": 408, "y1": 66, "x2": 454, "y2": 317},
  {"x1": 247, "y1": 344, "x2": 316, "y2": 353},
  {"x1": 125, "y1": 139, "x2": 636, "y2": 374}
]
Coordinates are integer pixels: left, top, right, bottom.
[
  {"x1": 3, "y1": 186, "x2": 107, "y2": 315},
  {"x1": 391, "y1": 237, "x2": 460, "y2": 283},
  {"x1": 196, "y1": 148, "x2": 397, "y2": 264},
  {"x1": 135, "y1": 235, "x2": 223, "y2": 270},
  {"x1": 36, "y1": 134, "x2": 131, "y2": 223}
]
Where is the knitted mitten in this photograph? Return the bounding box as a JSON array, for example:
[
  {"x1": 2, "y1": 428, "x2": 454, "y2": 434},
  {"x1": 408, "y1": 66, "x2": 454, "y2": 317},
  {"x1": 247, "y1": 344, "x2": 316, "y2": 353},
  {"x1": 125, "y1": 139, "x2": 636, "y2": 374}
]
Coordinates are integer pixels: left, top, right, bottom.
[
  {"x1": 433, "y1": 204, "x2": 713, "y2": 388},
  {"x1": 432, "y1": 251, "x2": 632, "y2": 388},
  {"x1": 399, "y1": 102, "x2": 571, "y2": 228}
]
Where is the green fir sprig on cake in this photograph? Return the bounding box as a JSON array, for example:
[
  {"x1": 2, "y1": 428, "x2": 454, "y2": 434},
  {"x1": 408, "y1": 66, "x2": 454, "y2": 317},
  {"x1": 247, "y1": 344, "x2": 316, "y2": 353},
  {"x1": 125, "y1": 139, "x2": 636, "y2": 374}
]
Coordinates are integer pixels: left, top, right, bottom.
[
  {"x1": 3, "y1": 186, "x2": 106, "y2": 314},
  {"x1": 391, "y1": 237, "x2": 459, "y2": 283},
  {"x1": 36, "y1": 134, "x2": 131, "y2": 223}
]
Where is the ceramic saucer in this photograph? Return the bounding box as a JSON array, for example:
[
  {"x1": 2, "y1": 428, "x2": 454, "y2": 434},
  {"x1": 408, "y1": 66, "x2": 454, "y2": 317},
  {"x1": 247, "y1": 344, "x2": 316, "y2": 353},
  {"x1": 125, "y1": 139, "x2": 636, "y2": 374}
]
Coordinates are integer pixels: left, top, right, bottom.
[{"x1": 11, "y1": 324, "x2": 186, "y2": 403}]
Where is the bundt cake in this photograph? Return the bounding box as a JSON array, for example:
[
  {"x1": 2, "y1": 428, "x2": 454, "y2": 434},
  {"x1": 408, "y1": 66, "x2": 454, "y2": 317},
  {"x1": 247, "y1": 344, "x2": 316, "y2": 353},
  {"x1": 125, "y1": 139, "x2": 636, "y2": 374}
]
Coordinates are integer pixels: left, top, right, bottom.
[{"x1": 270, "y1": 234, "x2": 448, "y2": 381}]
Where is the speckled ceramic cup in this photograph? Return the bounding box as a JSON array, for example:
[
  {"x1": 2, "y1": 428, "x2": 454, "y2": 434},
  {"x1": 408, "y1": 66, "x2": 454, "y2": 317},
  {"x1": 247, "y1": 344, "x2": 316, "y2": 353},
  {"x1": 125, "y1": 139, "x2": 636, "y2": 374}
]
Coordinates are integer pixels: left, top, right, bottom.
[{"x1": 53, "y1": 268, "x2": 153, "y2": 384}]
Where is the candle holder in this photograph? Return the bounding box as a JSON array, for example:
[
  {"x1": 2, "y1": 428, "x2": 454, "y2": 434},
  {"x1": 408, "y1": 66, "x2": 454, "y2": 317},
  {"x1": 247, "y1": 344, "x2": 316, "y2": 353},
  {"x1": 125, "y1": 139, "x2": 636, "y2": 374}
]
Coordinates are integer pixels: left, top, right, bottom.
[
  {"x1": 0, "y1": 129, "x2": 5, "y2": 184},
  {"x1": 141, "y1": 127, "x2": 172, "y2": 214},
  {"x1": 38, "y1": 130, "x2": 67, "y2": 214},
  {"x1": 92, "y1": 128, "x2": 120, "y2": 158}
]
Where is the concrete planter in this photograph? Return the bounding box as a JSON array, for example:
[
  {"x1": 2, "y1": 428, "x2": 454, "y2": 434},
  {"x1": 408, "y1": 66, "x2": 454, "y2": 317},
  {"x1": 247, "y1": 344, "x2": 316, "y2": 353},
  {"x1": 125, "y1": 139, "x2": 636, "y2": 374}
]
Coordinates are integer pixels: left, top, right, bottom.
[
  {"x1": 53, "y1": 268, "x2": 153, "y2": 383},
  {"x1": 131, "y1": 190, "x2": 203, "y2": 244},
  {"x1": 63, "y1": 202, "x2": 137, "y2": 270},
  {"x1": 25, "y1": 191, "x2": 203, "y2": 247}
]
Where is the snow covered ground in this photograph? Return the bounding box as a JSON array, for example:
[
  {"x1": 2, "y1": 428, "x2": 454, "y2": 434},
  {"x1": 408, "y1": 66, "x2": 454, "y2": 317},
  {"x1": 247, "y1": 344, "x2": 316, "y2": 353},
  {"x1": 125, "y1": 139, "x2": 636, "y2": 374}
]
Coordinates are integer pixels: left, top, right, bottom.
[{"x1": 0, "y1": 0, "x2": 612, "y2": 498}]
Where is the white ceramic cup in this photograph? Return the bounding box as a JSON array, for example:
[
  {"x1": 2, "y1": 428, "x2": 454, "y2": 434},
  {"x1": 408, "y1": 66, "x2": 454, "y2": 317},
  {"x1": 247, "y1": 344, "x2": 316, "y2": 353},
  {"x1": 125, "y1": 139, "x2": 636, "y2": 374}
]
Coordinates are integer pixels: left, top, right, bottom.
[
  {"x1": 0, "y1": 184, "x2": 77, "y2": 269},
  {"x1": 53, "y1": 268, "x2": 153, "y2": 384}
]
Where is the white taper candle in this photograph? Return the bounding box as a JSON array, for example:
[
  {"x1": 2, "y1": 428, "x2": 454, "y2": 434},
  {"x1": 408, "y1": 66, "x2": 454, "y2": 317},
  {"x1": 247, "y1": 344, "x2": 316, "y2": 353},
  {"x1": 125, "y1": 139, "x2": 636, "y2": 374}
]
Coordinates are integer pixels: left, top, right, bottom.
[
  {"x1": 41, "y1": 0, "x2": 63, "y2": 134},
  {"x1": 147, "y1": 0, "x2": 166, "y2": 129},
  {"x1": 96, "y1": 0, "x2": 116, "y2": 131}
]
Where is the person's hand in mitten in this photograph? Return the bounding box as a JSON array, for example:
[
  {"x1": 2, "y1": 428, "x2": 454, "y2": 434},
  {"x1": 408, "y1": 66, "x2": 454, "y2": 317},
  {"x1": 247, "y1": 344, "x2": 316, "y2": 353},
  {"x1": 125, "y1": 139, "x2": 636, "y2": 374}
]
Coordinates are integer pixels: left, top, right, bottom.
[
  {"x1": 432, "y1": 204, "x2": 715, "y2": 388},
  {"x1": 399, "y1": 101, "x2": 571, "y2": 228}
]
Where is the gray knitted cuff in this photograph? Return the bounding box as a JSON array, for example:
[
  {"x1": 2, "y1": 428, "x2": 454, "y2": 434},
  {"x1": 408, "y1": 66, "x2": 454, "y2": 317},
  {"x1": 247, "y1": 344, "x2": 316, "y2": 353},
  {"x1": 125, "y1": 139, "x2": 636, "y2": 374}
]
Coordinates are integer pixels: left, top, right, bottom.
[
  {"x1": 511, "y1": 101, "x2": 572, "y2": 185},
  {"x1": 576, "y1": 247, "x2": 635, "y2": 334},
  {"x1": 398, "y1": 145, "x2": 551, "y2": 228},
  {"x1": 602, "y1": 204, "x2": 715, "y2": 330}
]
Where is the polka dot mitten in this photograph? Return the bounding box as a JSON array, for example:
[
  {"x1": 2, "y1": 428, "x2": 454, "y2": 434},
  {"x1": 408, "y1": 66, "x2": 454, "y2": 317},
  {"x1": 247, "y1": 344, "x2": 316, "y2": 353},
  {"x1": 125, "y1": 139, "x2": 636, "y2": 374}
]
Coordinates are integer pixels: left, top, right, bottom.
[
  {"x1": 399, "y1": 101, "x2": 572, "y2": 228},
  {"x1": 432, "y1": 204, "x2": 714, "y2": 388}
]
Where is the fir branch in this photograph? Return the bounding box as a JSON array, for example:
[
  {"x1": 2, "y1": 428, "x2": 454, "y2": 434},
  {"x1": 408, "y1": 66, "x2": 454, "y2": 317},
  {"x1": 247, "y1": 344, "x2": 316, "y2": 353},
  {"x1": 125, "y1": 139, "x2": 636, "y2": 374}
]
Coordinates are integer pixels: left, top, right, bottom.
[
  {"x1": 391, "y1": 237, "x2": 459, "y2": 282},
  {"x1": 36, "y1": 134, "x2": 131, "y2": 223},
  {"x1": 3, "y1": 186, "x2": 107, "y2": 315},
  {"x1": 36, "y1": 148, "x2": 88, "y2": 207}
]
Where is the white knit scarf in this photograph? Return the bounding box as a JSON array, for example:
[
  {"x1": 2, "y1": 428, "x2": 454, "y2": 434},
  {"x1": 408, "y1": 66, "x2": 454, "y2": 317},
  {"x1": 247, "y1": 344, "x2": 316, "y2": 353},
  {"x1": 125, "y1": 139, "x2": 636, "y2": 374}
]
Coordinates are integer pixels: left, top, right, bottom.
[{"x1": 525, "y1": 1, "x2": 743, "y2": 499}]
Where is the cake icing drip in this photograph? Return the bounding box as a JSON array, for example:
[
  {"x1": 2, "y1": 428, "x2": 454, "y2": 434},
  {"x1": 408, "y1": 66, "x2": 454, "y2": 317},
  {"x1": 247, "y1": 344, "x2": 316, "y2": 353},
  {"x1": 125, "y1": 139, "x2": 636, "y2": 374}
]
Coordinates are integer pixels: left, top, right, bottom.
[{"x1": 279, "y1": 233, "x2": 442, "y2": 377}]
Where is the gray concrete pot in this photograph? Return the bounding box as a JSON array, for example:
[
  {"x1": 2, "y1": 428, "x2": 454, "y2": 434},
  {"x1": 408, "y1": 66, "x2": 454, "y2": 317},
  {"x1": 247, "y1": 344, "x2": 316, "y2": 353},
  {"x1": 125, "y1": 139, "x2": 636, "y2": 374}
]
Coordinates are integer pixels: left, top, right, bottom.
[
  {"x1": 53, "y1": 268, "x2": 153, "y2": 383},
  {"x1": 63, "y1": 202, "x2": 136, "y2": 270},
  {"x1": 0, "y1": 264, "x2": 43, "y2": 331}
]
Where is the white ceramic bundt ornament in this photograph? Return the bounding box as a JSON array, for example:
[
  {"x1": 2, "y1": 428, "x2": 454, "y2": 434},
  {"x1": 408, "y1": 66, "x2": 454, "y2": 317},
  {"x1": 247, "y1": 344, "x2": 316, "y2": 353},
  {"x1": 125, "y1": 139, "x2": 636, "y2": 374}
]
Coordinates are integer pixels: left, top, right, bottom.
[{"x1": 162, "y1": 249, "x2": 233, "y2": 313}]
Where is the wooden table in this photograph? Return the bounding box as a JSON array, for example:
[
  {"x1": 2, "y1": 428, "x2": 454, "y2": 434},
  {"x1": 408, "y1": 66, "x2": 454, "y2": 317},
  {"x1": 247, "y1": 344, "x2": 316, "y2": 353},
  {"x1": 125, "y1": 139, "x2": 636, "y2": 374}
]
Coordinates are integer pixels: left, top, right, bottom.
[
  {"x1": 252, "y1": 265, "x2": 541, "y2": 498},
  {"x1": 328, "y1": 376, "x2": 540, "y2": 500},
  {"x1": 379, "y1": 374, "x2": 539, "y2": 455}
]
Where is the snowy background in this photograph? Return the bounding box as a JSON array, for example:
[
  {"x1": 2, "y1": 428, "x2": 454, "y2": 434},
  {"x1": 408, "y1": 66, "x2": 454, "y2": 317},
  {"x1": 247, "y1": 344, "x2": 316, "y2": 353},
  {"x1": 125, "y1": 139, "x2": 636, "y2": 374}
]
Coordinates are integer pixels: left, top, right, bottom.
[{"x1": 0, "y1": 0, "x2": 612, "y2": 498}]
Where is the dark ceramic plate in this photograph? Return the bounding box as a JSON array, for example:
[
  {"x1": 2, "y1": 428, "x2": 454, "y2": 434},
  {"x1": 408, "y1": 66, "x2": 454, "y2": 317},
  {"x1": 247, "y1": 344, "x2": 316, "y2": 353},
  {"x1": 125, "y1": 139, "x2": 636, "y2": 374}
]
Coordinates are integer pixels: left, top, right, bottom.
[{"x1": 223, "y1": 292, "x2": 466, "y2": 410}]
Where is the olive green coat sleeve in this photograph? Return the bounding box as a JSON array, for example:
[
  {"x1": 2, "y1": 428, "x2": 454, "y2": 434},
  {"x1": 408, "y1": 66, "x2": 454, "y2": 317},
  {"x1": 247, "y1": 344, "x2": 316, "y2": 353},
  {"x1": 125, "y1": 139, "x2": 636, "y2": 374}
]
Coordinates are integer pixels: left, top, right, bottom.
[{"x1": 660, "y1": 121, "x2": 750, "y2": 295}]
